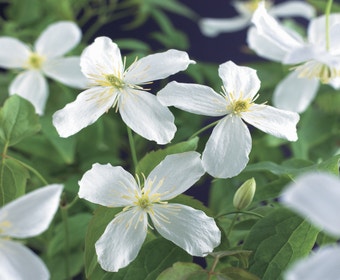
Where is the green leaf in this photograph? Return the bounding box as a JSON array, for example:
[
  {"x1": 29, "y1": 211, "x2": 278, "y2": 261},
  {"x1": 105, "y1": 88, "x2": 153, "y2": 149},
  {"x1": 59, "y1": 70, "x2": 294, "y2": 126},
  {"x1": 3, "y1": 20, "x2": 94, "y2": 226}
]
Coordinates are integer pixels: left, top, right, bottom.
[
  {"x1": 243, "y1": 208, "x2": 319, "y2": 280},
  {"x1": 48, "y1": 213, "x2": 92, "y2": 257},
  {"x1": 218, "y1": 267, "x2": 260, "y2": 280},
  {"x1": 157, "y1": 262, "x2": 206, "y2": 280},
  {"x1": 40, "y1": 116, "x2": 76, "y2": 164},
  {"x1": 0, "y1": 157, "x2": 30, "y2": 205},
  {"x1": 115, "y1": 39, "x2": 150, "y2": 52},
  {"x1": 136, "y1": 137, "x2": 199, "y2": 176},
  {"x1": 0, "y1": 95, "x2": 41, "y2": 146},
  {"x1": 105, "y1": 238, "x2": 192, "y2": 280}
]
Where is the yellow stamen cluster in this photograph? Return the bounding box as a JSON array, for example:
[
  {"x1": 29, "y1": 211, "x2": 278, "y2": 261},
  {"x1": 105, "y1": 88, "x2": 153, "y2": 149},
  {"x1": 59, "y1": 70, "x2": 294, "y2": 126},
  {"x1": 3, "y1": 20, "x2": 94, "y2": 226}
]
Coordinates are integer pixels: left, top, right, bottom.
[
  {"x1": 294, "y1": 61, "x2": 340, "y2": 84},
  {"x1": 243, "y1": 0, "x2": 272, "y2": 12},
  {"x1": 232, "y1": 100, "x2": 251, "y2": 114},
  {"x1": 26, "y1": 53, "x2": 45, "y2": 69},
  {"x1": 105, "y1": 74, "x2": 125, "y2": 89}
]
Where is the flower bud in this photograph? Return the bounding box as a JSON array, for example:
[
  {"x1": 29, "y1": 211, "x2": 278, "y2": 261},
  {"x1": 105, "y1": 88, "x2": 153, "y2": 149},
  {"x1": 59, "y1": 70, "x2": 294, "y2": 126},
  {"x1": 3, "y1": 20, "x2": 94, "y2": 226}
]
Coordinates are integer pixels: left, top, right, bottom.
[{"x1": 233, "y1": 178, "x2": 256, "y2": 210}]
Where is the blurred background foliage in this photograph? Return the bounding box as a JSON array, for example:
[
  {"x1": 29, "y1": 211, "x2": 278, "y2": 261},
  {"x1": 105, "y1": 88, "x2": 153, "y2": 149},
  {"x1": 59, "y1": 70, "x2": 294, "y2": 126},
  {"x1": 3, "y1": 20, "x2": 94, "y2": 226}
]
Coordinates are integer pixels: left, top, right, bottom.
[{"x1": 0, "y1": 0, "x2": 339, "y2": 279}]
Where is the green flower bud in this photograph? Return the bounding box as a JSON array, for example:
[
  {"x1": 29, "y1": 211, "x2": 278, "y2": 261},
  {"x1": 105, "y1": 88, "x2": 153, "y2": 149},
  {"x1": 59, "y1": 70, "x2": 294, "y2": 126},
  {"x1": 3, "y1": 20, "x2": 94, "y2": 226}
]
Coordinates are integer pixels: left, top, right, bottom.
[{"x1": 233, "y1": 178, "x2": 256, "y2": 210}]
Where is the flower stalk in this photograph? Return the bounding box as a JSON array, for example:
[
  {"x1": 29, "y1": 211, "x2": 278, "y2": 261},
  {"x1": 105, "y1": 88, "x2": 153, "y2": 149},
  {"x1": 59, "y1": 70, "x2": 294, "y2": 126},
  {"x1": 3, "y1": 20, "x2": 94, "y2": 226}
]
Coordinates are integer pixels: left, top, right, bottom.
[{"x1": 325, "y1": 0, "x2": 333, "y2": 51}]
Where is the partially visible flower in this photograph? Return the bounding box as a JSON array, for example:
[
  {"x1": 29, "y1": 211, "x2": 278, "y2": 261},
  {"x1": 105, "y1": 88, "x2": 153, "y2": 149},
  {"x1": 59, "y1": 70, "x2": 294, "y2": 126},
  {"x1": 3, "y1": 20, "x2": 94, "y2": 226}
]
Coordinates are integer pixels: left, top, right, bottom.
[
  {"x1": 53, "y1": 36, "x2": 194, "y2": 144},
  {"x1": 158, "y1": 61, "x2": 299, "y2": 178},
  {"x1": 0, "y1": 21, "x2": 88, "y2": 115},
  {"x1": 248, "y1": 2, "x2": 340, "y2": 112},
  {"x1": 280, "y1": 172, "x2": 340, "y2": 280},
  {"x1": 78, "y1": 152, "x2": 221, "y2": 272},
  {"x1": 0, "y1": 184, "x2": 63, "y2": 280},
  {"x1": 200, "y1": 0, "x2": 315, "y2": 36}
]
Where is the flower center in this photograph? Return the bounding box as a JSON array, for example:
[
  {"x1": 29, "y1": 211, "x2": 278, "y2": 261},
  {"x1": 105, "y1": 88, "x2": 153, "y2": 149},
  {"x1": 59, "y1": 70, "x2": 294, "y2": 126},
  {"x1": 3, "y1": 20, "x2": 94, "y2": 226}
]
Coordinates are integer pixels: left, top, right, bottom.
[
  {"x1": 26, "y1": 53, "x2": 45, "y2": 69},
  {"x1": 243, "y1": 0, "x2": 272, "y2": 13},
  {"x1": 137, "y1": 193, "x2": 153, "y2": 210},
  {"x1": 232, "y1": 99, "x2": 252, "y2": 115},
  {"x1": 105, "y1": 74, "x2": 125, "y2": 89},
  {"x1": 294, "y1": 61, "x2": 340, "y2": 84}
]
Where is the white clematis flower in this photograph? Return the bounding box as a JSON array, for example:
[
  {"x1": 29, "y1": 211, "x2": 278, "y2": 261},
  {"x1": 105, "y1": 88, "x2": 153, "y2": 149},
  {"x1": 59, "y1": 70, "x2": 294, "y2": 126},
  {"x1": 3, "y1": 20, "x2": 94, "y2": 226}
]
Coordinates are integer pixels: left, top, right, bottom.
[
  {"x1": 78, "y1": 152, "x2": 221, "y2": 272},
  {"x1": 52, "y1": 36, "x2": 194, "y2": 144},
  {"x1": 248, "y1": 2, "x2": 340, "y2": 112},
  {"x1": 158, "y1": 61, "x2": 299, "y2": 178},
  {"x1": 200, "y1": 0, "x2": 315, "y2": 36},
  {"x1": 0, "y1": 21, "x2": 88, "y2": 115},
  {"x1": 0, "y1": 184, "x2": 63, "y2": 280},
  {"x1": 280, "y1": 172, "x2": 340, "y2": 280}
]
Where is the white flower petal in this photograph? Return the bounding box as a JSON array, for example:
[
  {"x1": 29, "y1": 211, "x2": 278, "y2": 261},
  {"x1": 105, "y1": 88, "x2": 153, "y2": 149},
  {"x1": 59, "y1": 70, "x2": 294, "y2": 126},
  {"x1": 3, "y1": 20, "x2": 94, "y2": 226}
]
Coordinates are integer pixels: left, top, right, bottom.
[
  {"x1": 247, "y1": 27, "x2": 287, "y2": 62},
  {"x1": 0, "y1": 37, "x2": 30, "y2": 69},
  {"x1": 144, "y1": 152, "x2": 205, "y2": 200},
  {"x1": 52, "y1": 87, "x2": 118, "y2": 137},
  {"x1": 43, "y1": 56, "x2": 88, "y2": 88},
  {"x1": 308, "y1": 14, "x2": 340, "y2": 48},
  {"x1": 151, "y1": 204, "x2": 221, "y2": 256},
  {"x1": 284, "y1": 245, "x2": 340, "y2": 280},
  {"x1": 9, "y1": 70, "x2": 48, "y2": 115},
  {"x1": 218, "y1": 61, "x2": 260, "y2": 100},
  {"x1": 124, "y1": 49, "x2": 195, "y2": 84},
  {"x1": 329, "y1": 77, "x2": 340, "y2": 89},
  {"x1": 273, "y1": 71, "x2": 319, "y2": 113},
  {"x1": 95, "y1": 209, "x2": 147, "y2": 272},
  {"x1": 252, "y1": 2, "x2": 302, "y2": 52},
  {"x1": 119, "y1": 89, "x2": 176, "y2": 144},
  {"x1": 329, "y1": 23, "x2": 340, "y2": 56},
  {"x1": 281, "y1": 172, "x2": 340, "y2": 237},
  {"x1": 157, "y1": 81, "x2": 227, "y2": 117},
  {"x1": 0, "y1": 184, "x2": 62, "y2": 238},
  {"x1": 242, "y1": 104, "x2": 299, "y2": 141},
  {"x1": 269, "y1": 1, "x2": 315, "y2": 19},
  {"x1": 202, "y1": 115, "x2": 252, "y2": 178},
  {"x1": 78, "y1": 163, "x2": 138, "y2": 207},
  {"x1": 283, "y1": 46, "x2": 319, "y2": 65},
  {"x1": 0, "y1": 239, "x2": 49, "y2": 280},
  {"x1": 199, "y1": 16, "x2": 250, "y2": 37},
  {"x1": 34, "y1": 21, "x2": 81, "y2": 58},
  {"x1": 80, "y1": 36, "x2": 123, "y2": 81}
]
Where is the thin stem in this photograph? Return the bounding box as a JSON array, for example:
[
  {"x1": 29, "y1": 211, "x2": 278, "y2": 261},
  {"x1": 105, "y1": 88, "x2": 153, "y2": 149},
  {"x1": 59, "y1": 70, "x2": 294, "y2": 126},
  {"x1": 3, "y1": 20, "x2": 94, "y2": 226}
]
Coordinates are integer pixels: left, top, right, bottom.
[
  {"x1": 64, "y1": 195, "x2": 79, "y2": 210},
  {"x1": 10, "y1": 157, "x2": 48, "y2": 186},
  {"x1": 60, "y1": 201, "x2": 71, "y2": 280},
  {"x1": 226, "y1": 213, "x2": 239, "y2": 238},
  {"x1": 188, "y1": 120, "x2": 219, "y2": 140},
  {"x1": 325, "y1": 0, "x2": 333, "y2": 51},
  {"x1": 208, "y1": 255, "x2": 220, "y2": 280},
  {"x1": 215, "y1": 210, "x2": 264, "y2": 219},
  {"x1": 0, "y1": 142, "x2": 9, "y2": 206},
  {"x1": 127, "y1": 126, "x2": 138, "y2": 171}
]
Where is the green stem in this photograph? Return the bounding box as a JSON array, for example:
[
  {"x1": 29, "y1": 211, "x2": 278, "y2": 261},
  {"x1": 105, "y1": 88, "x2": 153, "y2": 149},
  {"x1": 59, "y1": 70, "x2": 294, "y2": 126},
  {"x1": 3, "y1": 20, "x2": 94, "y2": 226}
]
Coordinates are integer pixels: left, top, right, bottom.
[
  {"x1": 60, "y1": 202, "x2": 71, "y2": 280},
  {"x1": 10, "y1": 157, "x2": 48, "y2": 186},
  {"x1": 215, "y1": 210, "x2": 264, "y2": 219},
  {"x1": 188, "y1": 120, "x2": 219, "y2": 140},
  {"x1": 325, "y1": 0, "x2": 333, "y2": 51},
  {"x1": 0, "y1": 142, "x2": 9, "y2": 206},
  {"x1": 127, "y1": 126, "x2": 138, "y2": 171},
  {"x1": 208, "y1": 255, "x2": 220, "y2": 280},
  {"x1": 226, "y1": 213, "x2": 239, "y2": 238}
]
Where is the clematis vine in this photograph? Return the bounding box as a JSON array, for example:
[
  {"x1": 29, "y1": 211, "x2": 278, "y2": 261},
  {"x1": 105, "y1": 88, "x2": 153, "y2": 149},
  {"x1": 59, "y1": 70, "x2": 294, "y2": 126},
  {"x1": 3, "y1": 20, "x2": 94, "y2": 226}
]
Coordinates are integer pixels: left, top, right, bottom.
[
  {"x1": 281, "y1": 172, "x2": 340, "y2": 280},
  {"x1": 78, "y1": 152, "x2": 221, "y2": 272},
  {"x1": 0, "y1": 21, "x2": 88, "y2": 115},
  {"x1": 0, "y1": 184, "x2": 63, "y2": 280},
  {"x1": 53, "y1": 36, "x2": 194, "y2": 144},
  {"x1": 199, "y1": 0, "x2": 315, "y2": 37},
  {"x1": 248, "y1": 2, "x2": 340, "y2": 112},
  {"x1": 157, "y1": 61, "x2": 299, "y2": 179}
]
